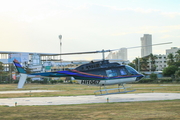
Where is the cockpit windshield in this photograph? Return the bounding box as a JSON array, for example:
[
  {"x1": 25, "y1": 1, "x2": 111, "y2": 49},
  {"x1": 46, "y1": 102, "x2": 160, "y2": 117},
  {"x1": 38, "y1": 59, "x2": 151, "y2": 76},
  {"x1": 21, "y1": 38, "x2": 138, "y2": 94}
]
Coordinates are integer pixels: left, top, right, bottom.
[{"x1": 125, "y1": 65, "x2": 139, "y2": 75}]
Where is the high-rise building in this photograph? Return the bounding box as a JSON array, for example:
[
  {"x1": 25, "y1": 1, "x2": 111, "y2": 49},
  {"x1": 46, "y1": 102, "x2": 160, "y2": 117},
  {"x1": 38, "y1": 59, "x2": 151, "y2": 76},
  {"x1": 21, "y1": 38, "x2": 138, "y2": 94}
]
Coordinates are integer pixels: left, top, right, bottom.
[
  {"x1": 106, "y1": 48, "x2": 127, "y2": 61},
  {"x1": 118, "y1": 48, "x2": 127, "y2": 60},
  {"x1": 141, "y1": 34, "x2": 152, "y2": 57}
]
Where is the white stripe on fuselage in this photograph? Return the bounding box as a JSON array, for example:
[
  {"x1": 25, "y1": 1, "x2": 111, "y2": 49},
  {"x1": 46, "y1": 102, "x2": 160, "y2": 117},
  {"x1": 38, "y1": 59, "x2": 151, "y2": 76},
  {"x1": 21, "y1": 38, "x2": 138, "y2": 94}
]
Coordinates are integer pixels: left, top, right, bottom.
[{"x1": 76, "y1": 77, "x2": 137, "y2": 86}]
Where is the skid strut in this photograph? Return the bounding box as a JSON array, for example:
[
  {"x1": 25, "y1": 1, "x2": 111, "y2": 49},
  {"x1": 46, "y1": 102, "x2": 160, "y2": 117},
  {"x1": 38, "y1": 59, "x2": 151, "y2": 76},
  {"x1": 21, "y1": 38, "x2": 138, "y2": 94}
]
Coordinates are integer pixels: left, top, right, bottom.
[{"x1": 94, "y1": 83, "x2": 136, "y2": 96}]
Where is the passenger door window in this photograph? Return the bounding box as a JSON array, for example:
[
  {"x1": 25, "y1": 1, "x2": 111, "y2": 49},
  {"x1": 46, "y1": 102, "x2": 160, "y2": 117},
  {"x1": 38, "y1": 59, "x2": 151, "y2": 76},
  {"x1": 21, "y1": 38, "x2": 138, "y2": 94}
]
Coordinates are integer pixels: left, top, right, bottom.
[
  {"x1": 106, "y1": 69, "x2": 117, "y2": 77},
  {"x1": 119, "y1": 67, "x2": 128, "y2": 75}
]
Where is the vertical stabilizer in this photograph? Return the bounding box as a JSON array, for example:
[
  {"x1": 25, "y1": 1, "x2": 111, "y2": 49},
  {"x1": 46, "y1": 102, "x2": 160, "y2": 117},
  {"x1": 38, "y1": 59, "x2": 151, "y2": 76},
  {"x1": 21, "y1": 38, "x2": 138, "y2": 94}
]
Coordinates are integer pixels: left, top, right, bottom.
[
  {"x1": 18, "y1": 73, "x2": 27, "y2": 88},
  {"x1": 13, "y1": 59, "x2": 27, "y2": 88},
  {"x1": 13, "y1": 59, "x2": 26, "y2": 74}
]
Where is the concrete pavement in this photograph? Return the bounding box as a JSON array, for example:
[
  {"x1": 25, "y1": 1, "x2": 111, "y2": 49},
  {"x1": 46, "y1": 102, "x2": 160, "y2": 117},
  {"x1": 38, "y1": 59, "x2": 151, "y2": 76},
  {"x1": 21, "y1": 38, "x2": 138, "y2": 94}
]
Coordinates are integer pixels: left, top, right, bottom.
[{"x1": 0, "y1": 93, "x2": 180, "y2": 106}]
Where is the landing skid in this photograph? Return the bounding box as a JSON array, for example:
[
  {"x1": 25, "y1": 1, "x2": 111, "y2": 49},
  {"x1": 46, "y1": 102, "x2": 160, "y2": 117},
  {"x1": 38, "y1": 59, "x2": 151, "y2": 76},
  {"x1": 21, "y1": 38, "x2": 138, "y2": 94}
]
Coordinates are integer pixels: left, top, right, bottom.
[{"x1": 94, "y1": 84, "x2": 136, "y2": 96}]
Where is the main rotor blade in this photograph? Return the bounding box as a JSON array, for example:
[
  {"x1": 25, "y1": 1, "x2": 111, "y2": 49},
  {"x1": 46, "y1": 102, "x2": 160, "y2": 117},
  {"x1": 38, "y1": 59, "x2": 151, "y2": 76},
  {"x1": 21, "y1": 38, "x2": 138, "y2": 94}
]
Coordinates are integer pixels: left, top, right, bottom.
[
  {"x1": 127, "y1": 42, "x2": 172, "y2": 49},
  {"x1": 111, "y1": 42, "x2": 172, "y2": 51},
  {"x1": 47, "y1": 42, "x2": 172, "y2": 56},
  {"x1": 57, "y1": 51, "x2": 99, "y2": 55},
  {"x1": 52, "y1": 50, "x2": 111, "y2": 56}
]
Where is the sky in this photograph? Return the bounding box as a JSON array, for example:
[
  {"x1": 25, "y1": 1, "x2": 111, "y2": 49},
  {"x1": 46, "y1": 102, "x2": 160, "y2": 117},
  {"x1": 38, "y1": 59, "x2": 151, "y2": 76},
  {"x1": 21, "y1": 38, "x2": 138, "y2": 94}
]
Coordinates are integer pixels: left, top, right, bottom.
[{"x1": 0, "y1": 0, "x2": 180, "y2": 62}]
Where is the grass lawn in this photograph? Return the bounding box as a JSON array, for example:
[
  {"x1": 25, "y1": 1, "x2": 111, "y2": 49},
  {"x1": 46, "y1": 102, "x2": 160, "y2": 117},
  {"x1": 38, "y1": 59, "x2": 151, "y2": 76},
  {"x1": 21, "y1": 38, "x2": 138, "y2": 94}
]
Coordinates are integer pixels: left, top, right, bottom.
[
  {"x1": 0, "y1": 100, "x2": 180, "y2": 120},
  {"x1": 0, "y1": 83, "x2": 180, "y2": 119}
]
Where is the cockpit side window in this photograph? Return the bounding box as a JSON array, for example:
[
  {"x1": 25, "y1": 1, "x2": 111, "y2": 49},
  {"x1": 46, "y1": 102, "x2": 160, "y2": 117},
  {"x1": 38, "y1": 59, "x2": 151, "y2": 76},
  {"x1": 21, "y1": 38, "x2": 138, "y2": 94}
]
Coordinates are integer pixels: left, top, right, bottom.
[
  {"x1": 106, "y1": 69, "x2": 117, "y2": 77},
  {"x1": 119, "y1": 67, "x2": 128, "y2": 75},
  {"x1": 125, "y1": 65, "x2": 139, "y2": 75}
]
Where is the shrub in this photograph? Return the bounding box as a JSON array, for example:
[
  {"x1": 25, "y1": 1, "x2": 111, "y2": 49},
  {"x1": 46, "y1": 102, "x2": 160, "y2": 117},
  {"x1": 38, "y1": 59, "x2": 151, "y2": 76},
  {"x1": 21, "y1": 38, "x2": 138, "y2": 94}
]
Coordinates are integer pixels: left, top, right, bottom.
[{"x1": 150, "y1": 73, "x2": 157, "y2": 80}]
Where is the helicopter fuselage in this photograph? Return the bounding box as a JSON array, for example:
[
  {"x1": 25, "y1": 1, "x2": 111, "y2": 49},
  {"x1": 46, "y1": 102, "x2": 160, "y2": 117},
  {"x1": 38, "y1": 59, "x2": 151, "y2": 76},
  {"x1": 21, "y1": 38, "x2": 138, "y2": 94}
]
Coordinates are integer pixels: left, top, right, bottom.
[
  {"x1": 73, "y1": 60, "x2": 144, "y2": 86},
  {"x1": 76, "y1": 77, "x2": 137, "y2": 86}
]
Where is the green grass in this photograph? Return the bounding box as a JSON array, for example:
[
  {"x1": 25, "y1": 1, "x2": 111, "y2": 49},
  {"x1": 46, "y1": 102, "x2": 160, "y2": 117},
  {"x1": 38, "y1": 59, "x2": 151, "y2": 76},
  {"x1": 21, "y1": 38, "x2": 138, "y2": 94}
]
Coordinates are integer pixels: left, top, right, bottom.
[{"x1": 0, "y1": 100, "x2": 180, "y2": 120}]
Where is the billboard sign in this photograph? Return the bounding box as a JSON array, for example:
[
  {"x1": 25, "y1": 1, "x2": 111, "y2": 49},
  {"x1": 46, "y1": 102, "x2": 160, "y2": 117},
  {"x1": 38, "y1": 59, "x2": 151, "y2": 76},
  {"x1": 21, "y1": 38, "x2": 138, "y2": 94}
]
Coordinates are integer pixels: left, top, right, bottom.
[{"x1": 8, "y1": 54, "x2": 21, "y2": 63}]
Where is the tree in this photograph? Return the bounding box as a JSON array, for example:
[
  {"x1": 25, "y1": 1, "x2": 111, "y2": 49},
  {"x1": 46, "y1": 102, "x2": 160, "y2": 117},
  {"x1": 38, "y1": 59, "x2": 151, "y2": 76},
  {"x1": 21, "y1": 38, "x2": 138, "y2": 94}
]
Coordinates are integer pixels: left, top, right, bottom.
[
  {"x1": 128, "y1": 63, "x2": 135, "y2": 69},
  {"x1": 175, "y1": 49, "x2": 180, "y2": 62},
  {"x1": 0, "y1": 62, "x2": 7, "y2": 83},
  {"x1": 0, "y1": 62, "x2": 4, "y2": 72},
  {"x1": 175, "y1": 70, "x2": 180, "y2": 79},
  {"x1": 167, "y1": 53, "x2": 175, "y2": 66},
  {"x1": 140, "y1": 57, "x2": 148, "y2": 71},
  {"x1": 162, "y1": 65, "x2": 178, "y2": 77},
  {"x1": 148, "y1": 53, "x2": 157, "y2": 71},
  {"x1": 150, "y1": 73, "x2": 157, "y2": 80},
  {"x1": 133, "y1": 57, "x2": 139, "y2": 70}
]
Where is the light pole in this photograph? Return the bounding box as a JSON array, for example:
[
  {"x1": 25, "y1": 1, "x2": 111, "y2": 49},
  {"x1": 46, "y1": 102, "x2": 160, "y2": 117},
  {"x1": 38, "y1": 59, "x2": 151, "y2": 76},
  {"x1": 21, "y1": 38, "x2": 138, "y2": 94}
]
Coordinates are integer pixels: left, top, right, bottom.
[
  {"x1": 59, "y1": 35, "x2": 62, "y2": 70},
  {"x1": 138, "y1": 57, "x2": 140, "y2": 72}
]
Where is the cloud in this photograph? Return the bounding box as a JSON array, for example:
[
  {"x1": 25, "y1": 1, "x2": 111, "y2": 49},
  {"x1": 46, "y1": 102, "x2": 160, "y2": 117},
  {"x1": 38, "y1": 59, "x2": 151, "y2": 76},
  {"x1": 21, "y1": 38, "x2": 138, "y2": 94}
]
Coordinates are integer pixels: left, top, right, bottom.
[
  {"x1": 93, "y1": 4, "x2": 180, "y2": 18},
  {"x1": 110, "y1": 25, "x2": 180, "y2": 38},
  {"x1": 161, "y1": 12, "x2": 180, "y2": 18},
  {"x1": 93, "y1": 4, "x2": 160, "y2": 13}
]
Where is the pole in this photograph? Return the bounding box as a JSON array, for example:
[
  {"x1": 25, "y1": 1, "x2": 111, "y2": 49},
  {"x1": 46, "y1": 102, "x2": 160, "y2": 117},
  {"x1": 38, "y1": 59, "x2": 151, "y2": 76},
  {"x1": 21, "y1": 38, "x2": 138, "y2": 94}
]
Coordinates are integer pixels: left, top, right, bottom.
[
  {"x1": 102, "y1": 49, "x2": 105, "y2": 60},
  {"x1": 59, "y1": 35, "x2": 62, "y2": 70},
  {"x1": 149, "y1": 57, "x2": 151, "y2": 72},
  {"x1": 138, "y1": 57, "x2": 140, "y2": 72}
]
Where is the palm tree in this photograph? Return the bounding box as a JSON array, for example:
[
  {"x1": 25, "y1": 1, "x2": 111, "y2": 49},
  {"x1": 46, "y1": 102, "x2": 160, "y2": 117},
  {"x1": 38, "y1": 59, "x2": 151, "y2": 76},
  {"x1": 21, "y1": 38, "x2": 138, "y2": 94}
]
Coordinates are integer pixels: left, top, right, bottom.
[
  {"x1": 140, "y1": 57, "x2": 148, "y2": 71},
  {"x1": 175, "y1": 49, "x2": 180, "y2": 62},
  {"x1": 133, "y1": 57, "x2": 139, "y2": 70},
  {"x1": 148, "y1": 53, "x2": 157, "y2": 71},
  {"x1": 175, "y1": 70, "x2": 180, "y2": 81},
  {"x1": 167, "y1": 53, "x2": 175, "y2": 66},
  {"x1": 0, "y1": 62, "x2": 7, "y2": 83},
  {"x1": 0, "y1": 61, "x2": 4, "y2": 72}
]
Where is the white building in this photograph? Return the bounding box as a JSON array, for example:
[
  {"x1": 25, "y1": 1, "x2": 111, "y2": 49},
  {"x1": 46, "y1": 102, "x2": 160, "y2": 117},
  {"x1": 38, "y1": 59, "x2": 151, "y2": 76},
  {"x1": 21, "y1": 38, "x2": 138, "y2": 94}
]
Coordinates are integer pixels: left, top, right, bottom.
[
  {"x1": 154, "y1": 54, "x2": 167, "y2": 71},
  {"x1": 166, "y1": 47, "x2": 180, "y2": 56},
  {"x1": 148, "y1": 47, "x2": 180, "y2": 71},
  {"x1": 106, "y1": 48, "x2": 127, "y2": 61},
  {"x1": 143, "y1": 54, "x2": 167, "y2": 71},
  {"x1": 141, "y1": 34, "x2": 152, "y2": 57},
  {"x1": 0, "y1": 51, "x2": 60, "y2": 72}
]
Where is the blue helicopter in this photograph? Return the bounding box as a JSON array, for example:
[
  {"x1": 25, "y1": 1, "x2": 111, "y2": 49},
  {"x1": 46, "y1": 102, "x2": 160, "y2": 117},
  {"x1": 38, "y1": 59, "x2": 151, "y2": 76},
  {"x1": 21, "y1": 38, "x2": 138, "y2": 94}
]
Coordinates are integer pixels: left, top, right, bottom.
[{"x1": 13, "y1": 49, "x2": 144, "y2": 95}]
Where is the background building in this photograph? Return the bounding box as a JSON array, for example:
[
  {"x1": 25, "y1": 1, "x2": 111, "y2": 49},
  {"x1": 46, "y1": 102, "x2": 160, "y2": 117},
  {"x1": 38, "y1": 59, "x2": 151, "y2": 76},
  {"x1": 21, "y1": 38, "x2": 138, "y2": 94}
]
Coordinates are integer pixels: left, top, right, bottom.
[
  {"x1": 141, "y1": 34, "x2": 152, "y2": 57},
  {"x1": 106, "y1": 48, "x2": 127, "y2": 61},
  {"x1": 166, "y1": 47, "x2": 180, "y2": 56},
  {"x1": 154, "y1": 54, "x2": 167, "y2": 71}
]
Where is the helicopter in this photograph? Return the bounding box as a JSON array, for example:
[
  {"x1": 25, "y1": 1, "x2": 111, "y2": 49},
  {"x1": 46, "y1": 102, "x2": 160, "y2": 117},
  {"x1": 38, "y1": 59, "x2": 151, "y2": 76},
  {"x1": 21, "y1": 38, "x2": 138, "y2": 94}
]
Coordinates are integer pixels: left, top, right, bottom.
[{"x1": 13, "y1": 42, "x2": 172, "y2": 95}]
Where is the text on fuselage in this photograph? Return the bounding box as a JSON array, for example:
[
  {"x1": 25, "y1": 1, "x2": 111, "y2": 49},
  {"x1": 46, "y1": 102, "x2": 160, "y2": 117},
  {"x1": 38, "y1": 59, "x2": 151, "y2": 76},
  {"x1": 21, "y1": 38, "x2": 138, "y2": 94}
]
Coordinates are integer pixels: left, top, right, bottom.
[{"x1": 81, "y1": 80, "x2": 100, "y2": 85}]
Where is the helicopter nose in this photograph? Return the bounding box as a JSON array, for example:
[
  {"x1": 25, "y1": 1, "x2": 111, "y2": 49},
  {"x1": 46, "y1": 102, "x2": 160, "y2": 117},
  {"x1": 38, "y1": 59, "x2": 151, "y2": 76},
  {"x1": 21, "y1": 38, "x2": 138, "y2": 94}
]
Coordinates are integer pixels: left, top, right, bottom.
[{"x1": 135, "y1": 74, "x2": 144, "y2": 81}]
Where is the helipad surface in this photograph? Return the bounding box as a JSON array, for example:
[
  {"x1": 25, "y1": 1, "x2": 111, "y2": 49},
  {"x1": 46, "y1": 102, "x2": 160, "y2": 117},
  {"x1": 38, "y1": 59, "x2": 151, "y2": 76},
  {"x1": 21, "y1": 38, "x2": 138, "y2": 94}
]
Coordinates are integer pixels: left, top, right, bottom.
[{"x1": 0, "y1": 92, "x2": 180, "y2": 106}]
